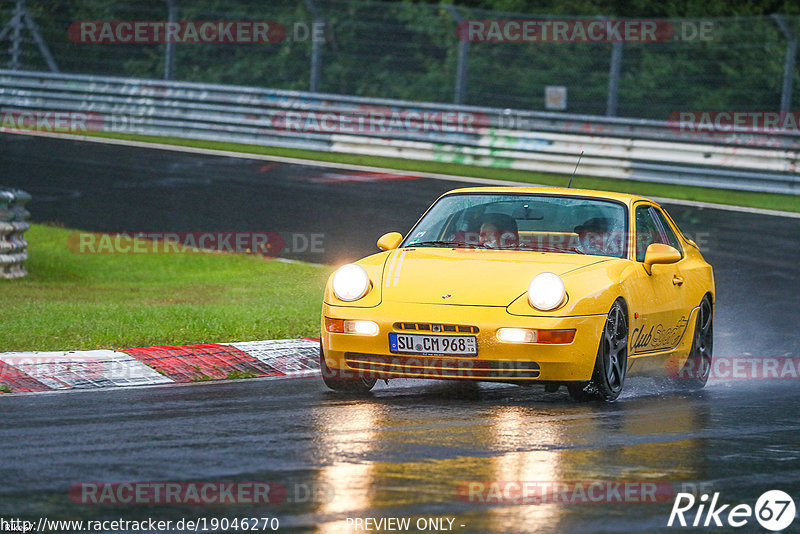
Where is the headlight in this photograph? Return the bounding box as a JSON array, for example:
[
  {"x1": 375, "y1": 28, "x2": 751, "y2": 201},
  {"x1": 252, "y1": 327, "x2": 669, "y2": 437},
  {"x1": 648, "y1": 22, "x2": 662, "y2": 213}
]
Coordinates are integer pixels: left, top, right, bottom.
[
  {"x1": 528, "y1": 272, "x2": 566, "y2": 311},
  {"x1": 332, "y1": 264, "x2": 371, "y2": 302}
]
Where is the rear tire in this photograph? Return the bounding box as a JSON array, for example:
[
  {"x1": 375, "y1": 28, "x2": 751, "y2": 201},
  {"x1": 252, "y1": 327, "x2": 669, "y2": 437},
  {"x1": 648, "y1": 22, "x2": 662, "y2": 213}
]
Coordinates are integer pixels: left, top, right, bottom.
[
  {"x1": 568, "y1": 299, "x2": 628, "y2": 402},
  {"x1": 675, "y1": 296, "x2": 713, "y2": 390},
  {"x1": 320, "y1": 345, "x2": 377, "y2": 393}
]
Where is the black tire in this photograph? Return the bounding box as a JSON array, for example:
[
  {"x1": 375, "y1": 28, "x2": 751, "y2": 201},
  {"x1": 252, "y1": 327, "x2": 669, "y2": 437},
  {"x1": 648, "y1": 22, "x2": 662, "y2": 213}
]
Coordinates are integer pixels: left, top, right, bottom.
[
  {"x1": 320, "y1": 345, "x2": 377, "y2": 393},
  {"x1": 675, "y1": 296, "x2": 713, "y2": 390},
  {"x1": 568, "y1": 299, "x2": 628, "y2": 402}
]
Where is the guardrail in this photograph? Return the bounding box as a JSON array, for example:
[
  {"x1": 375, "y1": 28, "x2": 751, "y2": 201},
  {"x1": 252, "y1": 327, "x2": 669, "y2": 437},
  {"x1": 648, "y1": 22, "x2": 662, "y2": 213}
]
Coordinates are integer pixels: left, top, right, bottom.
[
  {"x1": 0, "y1": 70, "x2": 798, "y2": 195},
  {"x1": 0, "y1": 186, "x2": 30, "y2": 279}
]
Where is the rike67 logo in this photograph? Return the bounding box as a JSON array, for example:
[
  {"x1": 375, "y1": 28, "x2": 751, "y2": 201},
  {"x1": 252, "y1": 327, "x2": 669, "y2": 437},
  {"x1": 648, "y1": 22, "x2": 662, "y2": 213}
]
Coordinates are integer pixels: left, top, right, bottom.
[{"x1": 668, "y1": 490, "x2": 796, "y2": 531}]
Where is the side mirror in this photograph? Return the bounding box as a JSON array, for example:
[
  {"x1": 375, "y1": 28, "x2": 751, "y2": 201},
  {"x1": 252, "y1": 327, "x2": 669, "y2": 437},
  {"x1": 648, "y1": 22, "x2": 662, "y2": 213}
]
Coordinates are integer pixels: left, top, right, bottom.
[
  {"x1": 377, "y1": 232, "x2": 403, "y2": 251},
  {"x1": 644, "y1": 243, "x2": 681, "y2": 267}
]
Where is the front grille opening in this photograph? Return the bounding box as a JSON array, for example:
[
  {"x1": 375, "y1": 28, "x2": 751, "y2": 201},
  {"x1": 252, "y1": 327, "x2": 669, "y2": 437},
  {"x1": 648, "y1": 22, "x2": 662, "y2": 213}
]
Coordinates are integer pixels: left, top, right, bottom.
[{"x1": 393, "y1": 322, "x2": 479, "y2": 334}]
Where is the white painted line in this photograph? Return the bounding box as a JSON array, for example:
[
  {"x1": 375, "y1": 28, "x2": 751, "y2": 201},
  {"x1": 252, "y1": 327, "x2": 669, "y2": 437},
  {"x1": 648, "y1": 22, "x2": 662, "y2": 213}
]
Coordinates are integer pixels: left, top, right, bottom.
[
  {"x1": 4, "y1": 129, "x2": 798, "y2": 219},
  {"x1": 272, "y1": 256, "x2": 325, "y2": 267}
]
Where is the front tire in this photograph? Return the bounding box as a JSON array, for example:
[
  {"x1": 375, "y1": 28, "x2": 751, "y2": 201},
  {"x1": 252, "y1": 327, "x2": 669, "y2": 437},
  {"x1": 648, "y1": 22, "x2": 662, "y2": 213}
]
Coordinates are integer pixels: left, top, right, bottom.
[
  {"x1": 320, "y1": 345, "x2": 377, "y2": 393},
  {"x1": 568, "y1": 299, "x2": 628, "y2": 402}
]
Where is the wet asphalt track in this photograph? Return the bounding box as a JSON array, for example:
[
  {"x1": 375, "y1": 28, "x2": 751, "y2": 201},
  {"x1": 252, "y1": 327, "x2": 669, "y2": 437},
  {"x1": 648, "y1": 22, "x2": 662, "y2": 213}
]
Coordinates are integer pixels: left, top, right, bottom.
[{"x1": 2, "y1": 133, "x2": 800, "y2": 533}]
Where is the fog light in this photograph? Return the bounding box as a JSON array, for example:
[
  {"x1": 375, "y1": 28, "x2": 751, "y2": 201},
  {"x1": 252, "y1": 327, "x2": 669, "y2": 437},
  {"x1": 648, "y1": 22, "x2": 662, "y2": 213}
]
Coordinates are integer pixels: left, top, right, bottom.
[
  {"x1": 497, "y1": 328, "x2": 538, "y2": 343},
  {"x1": 344, "y1": 320, "x2": 379, "y2": 336}
]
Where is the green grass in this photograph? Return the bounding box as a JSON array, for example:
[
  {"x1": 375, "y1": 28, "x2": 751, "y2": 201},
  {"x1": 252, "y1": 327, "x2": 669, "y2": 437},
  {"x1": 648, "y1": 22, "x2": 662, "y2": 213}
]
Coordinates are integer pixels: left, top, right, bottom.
[
  {"x1": 88, "y1": 131, "x2": 800, "y2": 213},
  {"x1": 0, "y1": 224, "x2": 331, "y2": 352},
  {"x1": 226, "y1": 370, "x2": 260, "y2": 380}
]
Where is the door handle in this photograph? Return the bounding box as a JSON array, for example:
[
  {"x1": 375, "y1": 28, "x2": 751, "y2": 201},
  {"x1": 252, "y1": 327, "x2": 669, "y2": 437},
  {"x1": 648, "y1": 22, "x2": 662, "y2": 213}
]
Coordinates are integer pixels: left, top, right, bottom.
[{"x1": 672, "y1": 275, "x2": 684, "y2": 286}]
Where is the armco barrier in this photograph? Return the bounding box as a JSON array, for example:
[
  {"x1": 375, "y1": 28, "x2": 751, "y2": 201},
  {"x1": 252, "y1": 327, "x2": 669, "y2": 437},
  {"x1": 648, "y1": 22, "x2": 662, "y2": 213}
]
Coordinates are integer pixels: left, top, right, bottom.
[
  {"x1": 0, "y1": 187, "x2": 30, "y2": 279},
  {"x1": 0, "y1": 70, "x2": 798, "y2": 194}
]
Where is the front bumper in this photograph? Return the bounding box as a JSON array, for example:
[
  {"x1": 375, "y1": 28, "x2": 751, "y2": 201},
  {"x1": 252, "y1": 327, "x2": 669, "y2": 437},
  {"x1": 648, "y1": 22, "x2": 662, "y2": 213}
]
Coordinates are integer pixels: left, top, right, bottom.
[{"x1": 321, "y1": 301, "x2": 605, "y2": 382}]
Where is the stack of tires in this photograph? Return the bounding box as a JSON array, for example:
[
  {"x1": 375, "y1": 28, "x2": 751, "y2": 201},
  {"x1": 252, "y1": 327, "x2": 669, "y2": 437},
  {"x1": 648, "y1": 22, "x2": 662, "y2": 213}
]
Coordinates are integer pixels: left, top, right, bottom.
[{"x1": 0, "y1": 187, "x2": 31, "y2": 279}]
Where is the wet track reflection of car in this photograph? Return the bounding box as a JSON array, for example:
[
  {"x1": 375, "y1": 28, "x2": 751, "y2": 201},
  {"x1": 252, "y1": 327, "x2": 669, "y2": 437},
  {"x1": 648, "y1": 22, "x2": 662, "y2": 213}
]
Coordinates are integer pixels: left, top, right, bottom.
[{"x1": 2, "y1": 377, "x2": 800, "y2": 533}]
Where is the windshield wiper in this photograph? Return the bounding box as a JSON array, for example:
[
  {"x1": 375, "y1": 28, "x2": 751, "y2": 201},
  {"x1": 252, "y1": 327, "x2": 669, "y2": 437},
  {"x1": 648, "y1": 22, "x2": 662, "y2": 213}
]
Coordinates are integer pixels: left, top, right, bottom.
[
  {"x1": 407, "y1": 240, "x2": 483, "y2": 249},
  {"x1": 522, "y1": 244, "x2": 584, "y2": 254},
  {"x1": 409, "y1": 241, "x2": 586, "y2": 253}
]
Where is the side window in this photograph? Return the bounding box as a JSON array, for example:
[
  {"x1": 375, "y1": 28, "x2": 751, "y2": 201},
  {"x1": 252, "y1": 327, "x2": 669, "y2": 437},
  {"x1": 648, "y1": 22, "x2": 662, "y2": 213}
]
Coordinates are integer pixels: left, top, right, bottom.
[
  {"x1": 652, "y1": 208, "x2": 682, "y2": 253},
  {"x1": 635, "y1": 206, "x2": 659, "y2": 262},
  {"x1": 636, "y1": 205, "x2": 683, "y2": 262}
]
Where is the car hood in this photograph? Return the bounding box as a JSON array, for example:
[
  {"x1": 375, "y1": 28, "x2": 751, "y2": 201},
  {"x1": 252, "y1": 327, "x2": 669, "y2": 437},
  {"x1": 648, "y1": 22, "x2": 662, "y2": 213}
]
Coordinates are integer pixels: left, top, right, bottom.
[{"x1": 379, "y1": 247, "x2": 613, "y2": 306}]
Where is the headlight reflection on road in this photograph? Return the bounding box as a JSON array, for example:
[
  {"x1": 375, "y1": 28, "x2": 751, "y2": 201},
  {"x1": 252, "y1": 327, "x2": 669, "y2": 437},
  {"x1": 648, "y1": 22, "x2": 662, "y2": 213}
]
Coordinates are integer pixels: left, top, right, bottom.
[
  {"x1": 480, "y1": 406, "x2": 566, "y2": 530},
  {"x1": 309, "y1": 389, "x2": 710, "y2": 533},
  {"x1": 313, "y1": 402, "x2": 380, "y2": 525}
]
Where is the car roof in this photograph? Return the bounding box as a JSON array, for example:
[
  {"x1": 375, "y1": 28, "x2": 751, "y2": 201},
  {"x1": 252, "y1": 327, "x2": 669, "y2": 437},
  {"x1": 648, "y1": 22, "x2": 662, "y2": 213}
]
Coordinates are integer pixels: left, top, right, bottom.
[{"x1": 442, "y1": 186, "x2": 654, "y2": 207}]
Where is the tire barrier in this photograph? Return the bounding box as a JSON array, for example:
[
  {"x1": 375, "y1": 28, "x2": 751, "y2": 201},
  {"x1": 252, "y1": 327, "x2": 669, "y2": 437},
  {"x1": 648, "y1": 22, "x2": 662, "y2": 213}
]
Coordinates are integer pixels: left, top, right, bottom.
[{"x1": 0, "y1": 186, "x2": 30, "y2": 279}]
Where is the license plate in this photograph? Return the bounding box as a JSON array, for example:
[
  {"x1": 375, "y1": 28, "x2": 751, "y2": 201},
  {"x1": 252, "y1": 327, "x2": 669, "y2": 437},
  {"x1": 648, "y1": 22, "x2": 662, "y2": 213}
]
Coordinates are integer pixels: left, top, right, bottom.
[{"x1": 389, "y1": 333, "x2": 477, "y2": 356}]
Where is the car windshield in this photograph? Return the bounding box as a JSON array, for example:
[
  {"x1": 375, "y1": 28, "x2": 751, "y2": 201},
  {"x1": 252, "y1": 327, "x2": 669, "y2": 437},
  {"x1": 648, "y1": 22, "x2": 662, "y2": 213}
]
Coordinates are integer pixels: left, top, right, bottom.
[{"x1": 402, "y1": 193, "x2": 628, "y2": 258}]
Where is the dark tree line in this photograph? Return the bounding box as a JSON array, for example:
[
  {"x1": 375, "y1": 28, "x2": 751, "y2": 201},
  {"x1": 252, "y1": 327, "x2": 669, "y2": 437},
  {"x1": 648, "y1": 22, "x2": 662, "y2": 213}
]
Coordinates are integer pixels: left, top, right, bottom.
[{"x1": 1, "y1": 0, "x2": 798, "y2": 118}]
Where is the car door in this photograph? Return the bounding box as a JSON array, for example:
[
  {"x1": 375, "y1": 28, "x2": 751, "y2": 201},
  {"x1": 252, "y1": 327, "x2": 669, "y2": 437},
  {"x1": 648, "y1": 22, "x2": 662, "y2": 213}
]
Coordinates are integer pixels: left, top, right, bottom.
[{"x1": 628, "y1": 203, "x2": 690, "y2": 355}]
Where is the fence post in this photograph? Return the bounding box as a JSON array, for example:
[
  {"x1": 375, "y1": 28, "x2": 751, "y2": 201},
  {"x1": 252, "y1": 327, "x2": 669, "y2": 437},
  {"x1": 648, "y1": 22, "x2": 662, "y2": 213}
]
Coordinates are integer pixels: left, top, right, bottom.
[
  {"x1": 444, "y1": 5, "x2": 469, "y2": 105},
  {"x1": 772, "y1": 14, "x2": 796, "y2": 113},
  {"x1": 164, "y1": 0, "x2": 177, "y2": 80},
  {"x1": 303, "y1": 0, "x2": 323, "y2": 93},
  {"x1": 8, "y1": 0, "x2": 23, "y2": 70},
  {"x1": 0, "y1": 0, "x2": 59, "y2": 72},
  {"x1": 606, "y1": 39, "x2": 623, "y2": 117}
]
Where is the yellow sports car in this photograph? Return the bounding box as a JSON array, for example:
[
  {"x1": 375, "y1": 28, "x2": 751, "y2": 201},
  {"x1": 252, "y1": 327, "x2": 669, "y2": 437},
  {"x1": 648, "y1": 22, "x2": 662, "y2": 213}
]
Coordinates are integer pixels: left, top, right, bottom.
[{"x1": 320, "y1": 187, "x2": 714, "y2": 401}]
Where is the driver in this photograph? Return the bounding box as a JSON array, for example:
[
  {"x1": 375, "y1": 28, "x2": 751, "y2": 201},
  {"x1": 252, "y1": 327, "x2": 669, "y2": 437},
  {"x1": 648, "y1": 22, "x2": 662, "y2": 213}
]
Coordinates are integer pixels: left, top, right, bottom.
[
  {"x1": 574, "y1": 217, "x2": 618, "y2": 255},
  {"x1": 478, "y1": 213, "x2": 518, "y2": 249}
]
